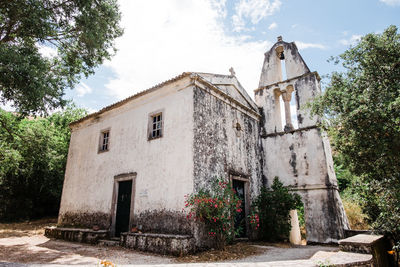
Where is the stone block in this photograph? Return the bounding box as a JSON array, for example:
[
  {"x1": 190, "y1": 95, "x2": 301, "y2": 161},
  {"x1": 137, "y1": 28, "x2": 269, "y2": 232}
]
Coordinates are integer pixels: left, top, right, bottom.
[{"x1": 121, "y1": 232, "x2": 195, "y2": 256}]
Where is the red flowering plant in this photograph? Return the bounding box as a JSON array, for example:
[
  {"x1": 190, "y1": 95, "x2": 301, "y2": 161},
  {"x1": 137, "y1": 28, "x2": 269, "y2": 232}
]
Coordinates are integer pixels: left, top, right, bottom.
[
  {"x1": 184, "y1": 178, "x2": 242, "y2": 249},
  {"x1": 248, "y1": 212, "x2": 260, "y2": 230}
]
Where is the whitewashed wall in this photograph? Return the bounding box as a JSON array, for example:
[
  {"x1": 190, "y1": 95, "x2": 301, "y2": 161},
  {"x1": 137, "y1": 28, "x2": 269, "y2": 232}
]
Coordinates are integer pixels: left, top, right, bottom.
[{"x1": 59, "y1": 76, "x2": 194, "y2": 233}]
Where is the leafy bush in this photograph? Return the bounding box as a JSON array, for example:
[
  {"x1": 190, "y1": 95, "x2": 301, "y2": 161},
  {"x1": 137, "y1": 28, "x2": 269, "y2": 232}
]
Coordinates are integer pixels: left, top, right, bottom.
[
  {"x1": 0, "y1": 105, "x2": 87, "y2": 221},
  {"x1": 184, "y1": 178, "x2": 242, "y2": 249},
  {"x1": 252, "y1": 177, "x2": 302, "y2": 241}
]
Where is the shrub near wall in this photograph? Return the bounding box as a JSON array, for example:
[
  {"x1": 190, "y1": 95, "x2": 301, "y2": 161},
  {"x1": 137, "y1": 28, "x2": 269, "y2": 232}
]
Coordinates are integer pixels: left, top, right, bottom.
[
  {"x1": 184, "y1": 178, "x2": 242, "y2": 250},
  {"x1": 252, "y1": 177, "x2": 302, "y2": 241}
]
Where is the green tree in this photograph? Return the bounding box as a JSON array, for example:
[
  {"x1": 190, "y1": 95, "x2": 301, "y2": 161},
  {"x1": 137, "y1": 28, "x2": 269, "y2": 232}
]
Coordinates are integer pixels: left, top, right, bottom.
[
  {"x1": 0, "y1": 0, "x2": 123, "y2": 115},
  {"x1": 311, "y1": 25, "x2": 400, "y2": 241},
  {"x1": 252, "y1": 177, "x2": 302, "y2": 241},
  {"x1": 0, "y1": 105, "x2": 87, "y2": 221}
]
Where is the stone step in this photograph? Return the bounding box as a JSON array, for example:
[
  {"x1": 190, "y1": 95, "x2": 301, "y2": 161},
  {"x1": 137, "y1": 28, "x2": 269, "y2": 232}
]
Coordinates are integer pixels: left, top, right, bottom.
[
  {"x1": 120, "y1": 232, "x2": 195, "y2": 256},
  {"x1": 98, "y1": 239, "x2": 120, "y2": 247},
  {"x1": 339, "y1": 234, "x2": 392, "y2": 266},
  {"x1": 339, "y1": 234, "x2": 384, "y2": 254}
]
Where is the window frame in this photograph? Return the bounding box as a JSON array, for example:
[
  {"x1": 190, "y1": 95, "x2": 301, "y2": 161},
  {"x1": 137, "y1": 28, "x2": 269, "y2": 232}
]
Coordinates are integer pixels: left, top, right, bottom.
[
  {"x1": 147, "y1": 109, "x2": 164, "y2": 141},
  {"x1": 98, "y1": 128, "x2": 111, "y2": 153}
]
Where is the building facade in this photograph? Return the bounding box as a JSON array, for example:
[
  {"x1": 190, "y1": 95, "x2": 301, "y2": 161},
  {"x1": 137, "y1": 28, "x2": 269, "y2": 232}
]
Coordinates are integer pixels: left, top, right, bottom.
[{"x1": 56, "y1": 38, "x2": 349, "y2": 248}]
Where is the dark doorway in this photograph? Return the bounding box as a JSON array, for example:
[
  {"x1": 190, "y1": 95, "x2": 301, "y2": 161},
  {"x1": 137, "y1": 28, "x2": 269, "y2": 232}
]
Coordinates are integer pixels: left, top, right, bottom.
[
  {"x1": 232, "y1": 179, "x2": 246, "y2": 237},
  {"x1": 115, "y1": 180, "x2": 132, "y2": 237}
]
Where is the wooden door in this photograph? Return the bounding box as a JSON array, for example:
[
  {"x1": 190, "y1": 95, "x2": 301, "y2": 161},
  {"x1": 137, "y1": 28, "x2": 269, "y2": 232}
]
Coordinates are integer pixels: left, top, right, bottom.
[
  {"x1": 233, "y1": 179, "x2": 246, "y2": 237},
  {"x1": 115, "y1": 180, "x2": 132, "y2": 237}
]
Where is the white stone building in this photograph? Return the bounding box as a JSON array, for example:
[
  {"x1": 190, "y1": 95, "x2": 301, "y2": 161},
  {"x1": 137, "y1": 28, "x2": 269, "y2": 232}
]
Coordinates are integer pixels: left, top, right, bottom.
[{"x1": 53, "y1": 38, "x2": 349, "y2": 251}]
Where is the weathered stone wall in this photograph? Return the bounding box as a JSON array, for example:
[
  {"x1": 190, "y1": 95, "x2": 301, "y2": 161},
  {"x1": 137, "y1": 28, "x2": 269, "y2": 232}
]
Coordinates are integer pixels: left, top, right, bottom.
[
  {"x1": 259, "y1": 128, "x2": 349, "y2": 243},
  {"x1": 193, "y1": 85, "x2": 262, "y2": 193},
  {"x1": 258, "y1": 41, "x2": 310, "y2": 87},
  {"x1": 192, "y1": 84, "x2": 263, "y2": 246},
  {"x1": 45, "y1": 227, "x2": 109, "y2": 244},
  {"x1": 133, "y1": 209, "x2": 191, "y2": 235},
  {"x1": 121, "y1": 232, "x2": 195, "y2": 256},
  {"x1": 59, "y1": 76, "x2": 195, "y2": 234}
]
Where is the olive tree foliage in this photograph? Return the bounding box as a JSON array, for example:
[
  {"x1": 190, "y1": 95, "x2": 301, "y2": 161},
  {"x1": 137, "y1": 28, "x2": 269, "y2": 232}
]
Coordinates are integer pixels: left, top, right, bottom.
[
  {"x1": 0, "y1": 105, "x2": 87, "y2": 221},
  {"x1": 0, "y1": 0, "x2": 123, "y2": 115},
  {"x1": 310, "y1": 26, "x2": 400, "y2": 241}
]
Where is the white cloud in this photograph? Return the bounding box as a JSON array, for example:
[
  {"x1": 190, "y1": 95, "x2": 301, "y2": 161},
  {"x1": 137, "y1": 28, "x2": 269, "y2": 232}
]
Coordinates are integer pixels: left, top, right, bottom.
[
  {"x1": 295, "y1": 41, "x2": 327, "y2": 50},
  {"x1": 339, "y1": 34, "x2": 362, "y2": 46},
  {"x1": 37, "y1": 44, "x2": 57, "y2": 58},
  {"x1": 379, "y1": 0, "x2": 400, "y2": 6},
  {"x1": 268, "y1": 22, "x2": 277, "y2": 30},
  {"x1": 76, "y1": 82, "x2": 93, "y2": 97},
  {"x1": 105, "y1": 0, "x2": 271, "y2": 100},
  {"x1": 232, "y1": 0, "x2": 281, "y2": 32}
]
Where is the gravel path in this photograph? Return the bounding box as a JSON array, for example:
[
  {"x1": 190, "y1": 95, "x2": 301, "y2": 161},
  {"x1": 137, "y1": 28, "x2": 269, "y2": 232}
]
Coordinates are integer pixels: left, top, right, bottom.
[
  {"x1": 0, "y1": 235, "x2": 172, "y2": 265},
  {"x1": 230, "y1": 244, "x2": 338, "y2": 263},
  {"x1": 0, "y1": 234, "x2": 341, "y2": 266}
]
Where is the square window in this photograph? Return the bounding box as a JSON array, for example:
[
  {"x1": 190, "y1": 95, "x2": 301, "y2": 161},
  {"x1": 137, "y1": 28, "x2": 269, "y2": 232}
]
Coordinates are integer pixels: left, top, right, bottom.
[
  {"x1": 99, "y1": 130, "x2": 110, "y2": 152},
  {"x1": 148, "y1": 112, "x2": 163, "y2": 140}
]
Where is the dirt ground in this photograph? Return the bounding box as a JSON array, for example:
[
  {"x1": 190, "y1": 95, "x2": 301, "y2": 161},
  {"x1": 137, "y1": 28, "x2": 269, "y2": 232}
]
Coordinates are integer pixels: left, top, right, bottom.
[{"x1": 0, "y1": 218, "x2": 339, "y2": 265}]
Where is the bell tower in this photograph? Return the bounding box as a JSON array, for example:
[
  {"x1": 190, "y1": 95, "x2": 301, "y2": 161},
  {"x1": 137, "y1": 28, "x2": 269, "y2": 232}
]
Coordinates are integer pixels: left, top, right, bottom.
[{"x1": 255, "y1": 37, "x2": 349, "y2": 243}]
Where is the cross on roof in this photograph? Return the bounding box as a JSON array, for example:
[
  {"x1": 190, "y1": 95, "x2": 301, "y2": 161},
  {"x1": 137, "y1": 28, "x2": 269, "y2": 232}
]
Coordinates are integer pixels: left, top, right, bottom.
[{"x1": 229, "y1": 67, "x2": 236, "y2": 76}]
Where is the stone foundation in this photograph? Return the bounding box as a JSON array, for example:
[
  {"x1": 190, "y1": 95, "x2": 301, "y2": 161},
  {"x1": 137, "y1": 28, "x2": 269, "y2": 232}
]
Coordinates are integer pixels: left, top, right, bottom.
[
  {"x1": 121, "y1": 232, "x2": 195, "y2": 256},
  {"x1": 45, "y1": 226, "x2": 109, "y2": 244},
  {"x1": 58, "y1": 211, "x2": 111, "y2": 229}
]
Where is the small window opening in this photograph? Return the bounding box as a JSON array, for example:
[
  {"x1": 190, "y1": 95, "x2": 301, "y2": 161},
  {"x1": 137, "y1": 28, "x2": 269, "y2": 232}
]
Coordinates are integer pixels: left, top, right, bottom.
[
  {"x1": 281, "y1": 58, "x2": 287, "y2": 81},
  {"x1": 276, "y1": 46, "x2": 287, "y2": 81},
  {"x1": 99, "y1": 130, "x2": 110, "y2": 152},
  {"x1": 290, "y1": 95, "x2": 298, "y2": 128},
  {"x1": 279, "y1": 95, "x2": 285, "y2": 130},
  {"x1": 150, "y1": 113, "x2": 163, "y2": 139},
  {"x1": 235, "y1": 122, "x2": 241, "y2": 131}
]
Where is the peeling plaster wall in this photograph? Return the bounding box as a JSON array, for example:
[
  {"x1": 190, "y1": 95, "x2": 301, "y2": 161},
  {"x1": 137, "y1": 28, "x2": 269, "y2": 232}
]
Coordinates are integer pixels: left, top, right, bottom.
[
  {"x1": 59, "y1": 77, "x2": 194, "y2": 233},
  {"x1": 192, "y1": 84, "x2": 262, "y2": 246},
  {"x1": 193, "y1": 85, "x2": 261, "y2": 194},
  {"x1": 258, "y1": 41, "x2": 310, "y2": 87},
  {"x1": 260, "y1": 128, "x2": 349, "y2": 243}
]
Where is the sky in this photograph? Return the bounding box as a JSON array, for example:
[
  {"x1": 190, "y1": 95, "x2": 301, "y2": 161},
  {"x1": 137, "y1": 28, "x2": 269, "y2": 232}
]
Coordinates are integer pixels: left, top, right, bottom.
[{"x1": 61, "y1": 0, "x2": 400, "y2": 113}]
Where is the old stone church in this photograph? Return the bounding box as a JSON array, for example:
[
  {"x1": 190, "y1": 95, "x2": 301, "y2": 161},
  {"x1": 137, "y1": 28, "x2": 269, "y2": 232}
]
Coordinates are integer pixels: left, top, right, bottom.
[{"x1": 49, "y1": 37, "x2": 349, "y2": 253}]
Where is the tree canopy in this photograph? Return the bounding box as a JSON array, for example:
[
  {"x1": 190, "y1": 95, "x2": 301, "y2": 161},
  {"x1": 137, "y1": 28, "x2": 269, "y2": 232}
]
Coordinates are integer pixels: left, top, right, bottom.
[
  {"x1": 0, "y1": 105, "x2": 87, "y2": 221},
  {"x1": 0, "y1": 0, "x2": 123, "y2": 115},
  {"x1": 311, "y1": 25, "x2": 400, "y2": 241}
]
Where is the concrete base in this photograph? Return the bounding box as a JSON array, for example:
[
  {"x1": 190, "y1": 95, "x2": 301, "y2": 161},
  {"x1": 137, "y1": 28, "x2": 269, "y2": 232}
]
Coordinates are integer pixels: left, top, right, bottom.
[
  {"x1": 339, "y1": 234, "x2": 391, "y2": 267},
  {"x1": 44, "y1": 226, "x2": 109, "y2": 244},
  {"x1": 121, "y1": 232, "x2": 195, "y2": 256}
]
